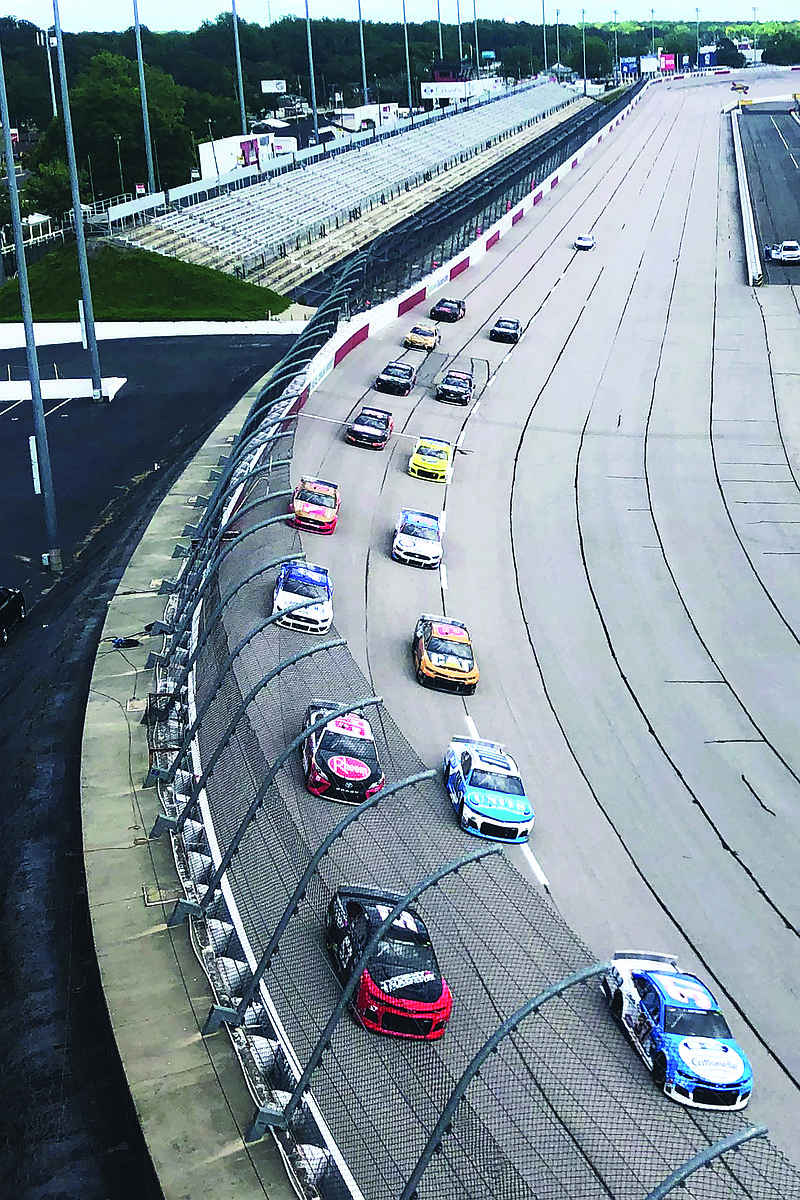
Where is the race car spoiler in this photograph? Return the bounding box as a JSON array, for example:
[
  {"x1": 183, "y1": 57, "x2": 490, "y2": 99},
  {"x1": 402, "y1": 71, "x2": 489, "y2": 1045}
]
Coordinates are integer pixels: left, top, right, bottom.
[
  {"x1": 420, "y1": 613, "x2": 466, "y2": 629},
  {"x1": 612, "y1": 951, "x2": 679, "y2": 967}
]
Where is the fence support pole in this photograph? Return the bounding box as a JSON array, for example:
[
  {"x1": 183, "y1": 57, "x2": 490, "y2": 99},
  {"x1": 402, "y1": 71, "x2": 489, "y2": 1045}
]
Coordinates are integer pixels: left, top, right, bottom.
[{"x1": 644, "y1": 1126, "x2": 769, "y2": 1200}]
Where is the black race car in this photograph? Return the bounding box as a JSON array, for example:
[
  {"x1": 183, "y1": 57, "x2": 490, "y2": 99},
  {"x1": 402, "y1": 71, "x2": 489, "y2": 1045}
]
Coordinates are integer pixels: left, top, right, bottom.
[
  {"x1": 435, "y1": 369, "x2": 474, "y2": 405},
  {"x1": 374, "y1": 361, "x2": 417, "y2": 396},
  {"x1": 325, "y1": 887, "x2": 453, "y2": 1039},
  {"x1": 345, "y1": 406, "x2": 394, "y2": 449},
  {"x1": 0, "y1": 587, "x2": 26, "y2": 645},
  {"x1": 301, "y1": 700, "x2": 385, "y2": 803},
  {"x1": 429, "y1": 297, "x2": 466, "y2": 322},
  {"x1": 489, "y1": 317, "x2": 521, "y2": 343}
]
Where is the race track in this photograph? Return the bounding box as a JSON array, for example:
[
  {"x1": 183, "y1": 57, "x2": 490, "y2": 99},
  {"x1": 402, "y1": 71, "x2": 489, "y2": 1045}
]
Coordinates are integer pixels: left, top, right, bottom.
[{"x1": 280, "y1": 74, "x2": 800, "y2": 1160}]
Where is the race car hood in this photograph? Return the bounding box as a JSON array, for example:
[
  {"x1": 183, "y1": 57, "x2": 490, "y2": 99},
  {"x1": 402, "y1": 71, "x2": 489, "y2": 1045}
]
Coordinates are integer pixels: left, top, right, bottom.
[
  {"x1": 294, "y1": 500, "x2": 334, "y2": 521},
  {"x1": 274, "y1": 593, "x2": 330, "y2": 619},
  {"x1": 428, "y1": 648, "x2": 471, "y2": 670},
  {"x1": 323, "y1": 753, "x2": 373, "y2": 782},
  {"x1": 465, "y1": 788, "x2": 532, "y2": 821},
  {"x1": 665, "y1": 1037, "x2": 750, "y2": 1086},
  {"x1": 396, "y1": 533, "x2": 440, "y2": 555},
  {"x1": 366, "y1": 964, "x2": 444, "y2": 1004},
  {"x1": 415, "y1": 451, "x2": 447, "y2": 467}
]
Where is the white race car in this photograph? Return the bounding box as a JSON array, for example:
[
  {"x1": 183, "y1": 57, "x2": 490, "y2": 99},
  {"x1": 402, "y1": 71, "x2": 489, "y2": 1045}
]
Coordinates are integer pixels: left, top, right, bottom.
[
  {"x1": 574, "y1": 233, "x2": 596, "y2": 251},
  {"x1": 764, "y1": 240, "x2": 800, "y2": 263},
  {"x1": 392, "y1": 509, "x2": 443, "y2": 568}
]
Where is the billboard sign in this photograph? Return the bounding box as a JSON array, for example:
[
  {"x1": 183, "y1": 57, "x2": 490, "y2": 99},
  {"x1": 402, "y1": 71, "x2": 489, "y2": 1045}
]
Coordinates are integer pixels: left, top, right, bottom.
[
  {"x1": 698, "y1": 49, "x2": 716, "y2": 67},
  {"x1": 481, "y1": 49, "x2": 495, "y2": 60},
  {"x1": 620, "y1": 56, "x2": 638, "y2": 77},
  {"x1": 659, "y1": 52, "x2": 676, "y2": 72},
  {"x1": 639, "y1": 54, "x2": 659, "y2": 73},
  {"x1": 261, "y1": 79, "x2": 287, "y2": 93}
]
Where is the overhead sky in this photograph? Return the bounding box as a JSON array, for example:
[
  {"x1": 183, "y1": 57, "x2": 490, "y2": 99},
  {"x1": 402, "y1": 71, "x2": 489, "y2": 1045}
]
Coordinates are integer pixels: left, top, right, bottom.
[{"x1": 10, "y1": 1, "x2": 788, "y2": 33}]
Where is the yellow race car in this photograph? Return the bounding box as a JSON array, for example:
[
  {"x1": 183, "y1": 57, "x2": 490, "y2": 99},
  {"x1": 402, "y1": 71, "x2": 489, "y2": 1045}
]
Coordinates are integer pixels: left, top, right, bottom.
[
  {"x1": 412, "y1": 615, "x2": 479, "y2": 693},
  {"x1": 408, "y1": 436, "x2": 453, "y2": 482},
  {"x1": 404, "y1": 323, "x2": 441, "y2": 351}
]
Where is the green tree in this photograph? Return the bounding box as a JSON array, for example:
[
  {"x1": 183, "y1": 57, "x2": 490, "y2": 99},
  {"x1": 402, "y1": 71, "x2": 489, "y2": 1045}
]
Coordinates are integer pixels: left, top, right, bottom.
[
  {"x1": 715, "y1": 35, "x2": 745, "y2": 67},
  {"x1": 762, "y1": 30, "x2": 800, "y2": 65},
  {"x1": 21, "y1": 160, "x2": 74, "y2": 220},
  {"x1": 569, "y1": 35, "x2": 612, "y2": 79}
]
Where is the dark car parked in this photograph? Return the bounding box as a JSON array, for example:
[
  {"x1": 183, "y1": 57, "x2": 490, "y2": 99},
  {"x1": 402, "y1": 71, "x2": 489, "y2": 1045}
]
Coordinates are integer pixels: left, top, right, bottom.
[{"x1": 0, "y1": 587, "x2": 25, "y2": 645}]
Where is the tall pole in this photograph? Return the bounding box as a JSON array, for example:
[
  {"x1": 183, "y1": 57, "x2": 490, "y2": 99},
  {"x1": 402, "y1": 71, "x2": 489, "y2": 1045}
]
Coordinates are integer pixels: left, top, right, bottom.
[
  {"x1": 37, "y1": 28, "x2": 58, "y2": 118},
  {"x1": 132, "y1": 0, "x2": 155, "y2": 194},
  {"x1": 581, "y1": 8, "x2": 587, "y2": 93},
  {"x1": 695, "y1": 6, "x2": 699, "y2": 67},
  {"x1": 752, "y1": 5, "x2": 757, "y2": 62},
  {"x1": 402, "y1": 0, "x2": 413, "y2": 115},
  {"x1": 304, "y1": 0, "x2": 319, "y2": 145},
  {"x1": 0, "y1": 38, "x2": 61, "y2": 571},
  {"x1": 651, "y1": 7, "x2": 655, "y2": 54},
  {"x1": 114, "y1": 133, "x2": 124, "y2": 193},
  {"x1": 613, "y1": 9, "x2": 618, "y2": 82},
  {"x1": 556, "y1": 8, "x2": 560, "y2": 72},
  {"x1": 541, "y1": 0, "x2": 547, "y2": 74},
  {"x1": 473, "y1": 0, "x2": 480, "y2": 72},
  {"x1": 231, "y1": 0, "x2": 247, "y2": 136},
  {"x1": 436, "y1": 0, "x2": 443, "y2": 59},
  {"x1": 53, "y1": 0, "x2": 103, "y2": 402},
  {"x1": 456, "y1": 0, "x2": 463, "y2": 62},
  {"x1": 357, "y1": 0, "x2": 369, "y2": 105}
]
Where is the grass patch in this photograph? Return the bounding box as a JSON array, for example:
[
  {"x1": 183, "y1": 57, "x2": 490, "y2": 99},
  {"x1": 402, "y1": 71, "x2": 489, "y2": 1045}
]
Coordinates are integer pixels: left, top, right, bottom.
[{"x1": 0, "y1": 239, "x2": 291, "y2": 322}]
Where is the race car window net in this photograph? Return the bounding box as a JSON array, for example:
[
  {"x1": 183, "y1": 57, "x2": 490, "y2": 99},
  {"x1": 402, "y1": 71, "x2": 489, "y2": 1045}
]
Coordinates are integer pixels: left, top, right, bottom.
[
  {"x1": 297, "y1": 488, "x2": 336, "y2": 507},
  {"x1": 356, "y1": 414, "x2": 389, "y2": 428},
  {"x1": 320, "y1": 730, "x2": 379, "y2": 763},
  {"x1": 664, "y1": 1006, "x2": 732, "y2": 1040},
  {"x1": 402, "y1": 522, "x2": 439, "y2": 541},
  {"x1": 372, "y1": 936, "x2": 436, "y2": 972},
  {"x1": 418, "y1": 446, "x2": 448, "y2": 461},
  {"x1": 469, "y1": 769, "x2": 525, "y2": 796},
  {"x1": 427, "y1": 636, "x2": 472, "y2": 661}
]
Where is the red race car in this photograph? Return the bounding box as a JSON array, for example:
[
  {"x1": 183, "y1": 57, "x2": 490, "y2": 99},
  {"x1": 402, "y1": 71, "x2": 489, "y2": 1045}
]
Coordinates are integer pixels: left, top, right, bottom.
[
  {"x1": 290, "y1": 475, "x2": 340, "y2": 534},
  {"x1": 302, "y1": 701, "x2": 385, "y2": 802},
  {"x1": 325, "y1": 887, "x2": 453, "y2": 1040}
]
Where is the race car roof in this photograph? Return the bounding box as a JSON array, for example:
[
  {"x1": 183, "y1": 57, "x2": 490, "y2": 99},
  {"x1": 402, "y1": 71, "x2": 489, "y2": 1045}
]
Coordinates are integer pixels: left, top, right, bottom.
[
  {"x1": 299, "y1": 476, "x2": 338, "y2": 492},
  {"x1": 442, "y1": 371, "x2": 472, "y2": 383},
  {"x1": 409, "y1": 324, "x2": 435, "y2": 334},
  {"x1": 415, "y1": 437, "x2": 451, "y2": 450},
  {"x1": 282, "y1": 561, "x2": 329, "y2": 584},
  {"x1": 645, "y1": 970, "x2": 718, "y2": 1011},
  {"x1": 435, "y1": 298, "x2": 460, "y2": 307},
  {"x1": 400, "y1": 509, "x2": 439, "y2": 528},
  {"x1": 495, "y1": 318, "x2": 520, "y2": 328},
  {"x1": 428, "y1": 621, "x2": 470, "y2": 642}
]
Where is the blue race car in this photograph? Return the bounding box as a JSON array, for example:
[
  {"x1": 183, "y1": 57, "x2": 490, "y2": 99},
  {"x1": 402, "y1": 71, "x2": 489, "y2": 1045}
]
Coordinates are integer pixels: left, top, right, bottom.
[
  {"x1": 603, "y1": 952, "x2": 753, "y2": 1110},
  {"x1": 272, "y1": 561, "x2": 333, "y2": 634},
  {"x1": 443, "y1": 737, "x2": 534, "y2": 843}
]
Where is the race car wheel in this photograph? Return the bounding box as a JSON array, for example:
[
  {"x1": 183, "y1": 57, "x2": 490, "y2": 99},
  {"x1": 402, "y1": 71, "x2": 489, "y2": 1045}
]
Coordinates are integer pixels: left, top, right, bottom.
[
  {"x1": 652, "y1": 1054, "x2": 668, "y2": 1089},
  {"x1": 611, "y1": 991, "x2": 623, "y2": 1022},
  {"x1": 416, "y1": 664, "x2": 426, "y2": 685}
]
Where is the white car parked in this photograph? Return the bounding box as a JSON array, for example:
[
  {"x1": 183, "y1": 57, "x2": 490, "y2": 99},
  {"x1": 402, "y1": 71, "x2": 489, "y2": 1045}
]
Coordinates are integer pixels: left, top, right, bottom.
[{"x1": 764, "y1": 240, "x2": 800, "y2": 263}]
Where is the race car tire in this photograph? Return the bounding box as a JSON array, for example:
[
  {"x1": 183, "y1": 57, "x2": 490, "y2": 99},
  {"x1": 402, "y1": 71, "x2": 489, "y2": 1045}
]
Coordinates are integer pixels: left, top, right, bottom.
[
  {"x1": 458, "y1": 798, "x2": 467, "y2": 826},
  {"x1": 416, "y1": 664, "x2": 426, "y2": 685},
  {"x1": 610, "y1": 991, "x2": 623, "y2": 1021},
  {"x1": 652, "y1": 1053, "x2": 668, "y2": 1088}
]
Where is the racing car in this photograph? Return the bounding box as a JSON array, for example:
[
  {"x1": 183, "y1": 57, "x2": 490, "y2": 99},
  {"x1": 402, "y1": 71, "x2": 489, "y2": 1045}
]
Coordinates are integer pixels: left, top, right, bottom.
[
  {"x1": 489, "y1": 317, "x2": 521, "y2": 343},
  {"x1": 602, "y1": 952, "x2": 753, "y2": 1110},
  {"x1": 408, "y1": 436, "x2": 453, "y2": 483},
  {"x1": 392, "y1": 510, "x2": 443, "y2": 568},
  {"x1": 412, "y1": 615, "x2": 479, "y2": 693},
  {"x1": 374, "y1": 361, "x2": 417, "y2": 395},
  {"x1": 430, "y1": 297, "x2": 466, "y2": 322},
  {"x1": 731, "y1": 81, "x2": 749, "y2": 93},
  {"x1": 435, "y1": 369, "x2": 474, "y2": 406},
  {"x1": 272, "y1": 561, "x2": 333, "y2": 634},
  {"x1": 443, "y1": 737, "x2": 534, "y2": 841},
  {"x1": 764, "y1": 240, "x2": 800, "y2": 263},
  {"x1": 404, "y1": 323, "x2": 440, "y2": 351},
  {"x1": 290, "y1": 476, "x2": 340, "y2": 534},
  {"x1": 345, "y1": 406, "x2": 394, "y2": 450},
  {"x1": 325, "y1": 887, "x2": 453, "y2": 1039},
  {"x1": 574, "y1": 233, "x2": 596, "y2": 251},
  {"x1": 301, "y1": 701, "x2": 385, "y2": 803}
]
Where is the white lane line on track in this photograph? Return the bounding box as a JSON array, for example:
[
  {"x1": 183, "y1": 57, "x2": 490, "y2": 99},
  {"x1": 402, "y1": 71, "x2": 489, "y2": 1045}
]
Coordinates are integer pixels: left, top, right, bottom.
[
  {"x1": 472, "y1": 400, "x2": 481, "y2": 414},
  {"x1": 521, "y1": 844, "x2": 551, "y2": 894},
  {"x1": 770, "y1": 115, "x2": 799, "y2": 169},
  {"x1": 440, "y1": 563, "x2": 448, "y2": 590},
  {"x1": 464, "y1": 713, "x2": 480, "y2": 740},
  {"x1": 455, "y1": 431, "x2": 465, "y2": 448},
  {"x1": 439, "y1": 509, "x2": 447, "y2": 533}
]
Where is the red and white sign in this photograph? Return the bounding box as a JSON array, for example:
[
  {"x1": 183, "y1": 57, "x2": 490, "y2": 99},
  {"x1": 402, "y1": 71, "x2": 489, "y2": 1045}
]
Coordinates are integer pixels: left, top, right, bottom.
[
  {"x1": 330, "y1": 715, "x2": 370, "y2": 738},
  {"x1": 328, "y1": 755, "x2": 371, "y2": 781}
]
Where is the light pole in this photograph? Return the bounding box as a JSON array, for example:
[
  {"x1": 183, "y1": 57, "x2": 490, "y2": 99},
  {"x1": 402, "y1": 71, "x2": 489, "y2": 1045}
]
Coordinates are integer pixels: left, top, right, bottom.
[
  {"x1": 456, "y1": 0, "x2": 463, "y2": 62},
  {"x1": 304, "y1": 0, "x2": 319, "y2": 145},
  {"x1": 651, "y1": 7, "x2": 655, "y2": 55},
  {"x1": 581, "y1": 8, "x2": 587, "y2": 94},
  {"x1": 36, "y1": 28, "x2": 58, "y2": 118},
  {"x1": 695, "y1": 7, "x2": 700, "y2": 68},
  {"x1": 53, "y1": 0, "x2": 103, "y2": 402},
  {"x1": 473, "y1": 0, "x2": 480, "y2": 72},
  {"x1": 436, "y1": 0, "x2": 443, "y2": 58},
  {"x1": 556, "y1": 8, "x2": 560, "y2": 73},
  {"x1": 0, "y1": 35, "x2": 61, "y2": 571},
  {"x1": 114, "y1": 133, "x2": 124, "y2": 194},
  {"x1": 541, "y1": 0, "x2": 547, "y2": 74},
  {"x1": 752, "y1": 6, "x2": 757, "y2": 63},
  {"x1": 357, "y1": 0, "x2": 368, "y2": 104},
  {"x1": 402, "y1": 0, "x2": 413, "y2": 116},
  {"x1": 133, "y1": 0, "x2": 156, "y2": 193},
  {"x1": 613, "y1": 9, "x2": 618, "y2": 82},
  {"x1": 231, "y1": 0, "x2": 247, "y2": 136}
]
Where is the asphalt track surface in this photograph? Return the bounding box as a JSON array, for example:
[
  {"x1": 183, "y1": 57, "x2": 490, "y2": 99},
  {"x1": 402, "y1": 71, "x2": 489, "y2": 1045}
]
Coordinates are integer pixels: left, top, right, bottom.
[
  {"x1": 266, "y1": 74, "x2": 800, "y2": 1164},
  {"x1": 739, "y1": 104, "x2": 800, "y2": 284},
  {"x1": 0, "y1": 333, "x2": 292, "y2": 1198}
]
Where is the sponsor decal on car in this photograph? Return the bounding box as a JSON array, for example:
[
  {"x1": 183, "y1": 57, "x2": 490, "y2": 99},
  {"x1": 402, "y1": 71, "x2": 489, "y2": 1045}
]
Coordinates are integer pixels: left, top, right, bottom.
[
  {"x1": 330, "y1": 715, "x2": 370, "y2": 737},
  {"x1": 431, "y1": 622, "x2": 467, "y2": 639},
  {"x1": 382, "y1": 970, "x2": 436, "y2": 993},
  {"x1": 328, "y1": 755, "x2": 371, "y2": 780},
  {"x1": 677, "y1": 1039, "x2": 745, "y2": 1083}
]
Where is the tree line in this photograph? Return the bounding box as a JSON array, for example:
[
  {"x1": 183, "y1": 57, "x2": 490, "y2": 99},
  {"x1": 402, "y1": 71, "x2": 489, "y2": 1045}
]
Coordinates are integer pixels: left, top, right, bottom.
[{"x1": 0, "y1": 12, "x2": 798, "y2": 221}]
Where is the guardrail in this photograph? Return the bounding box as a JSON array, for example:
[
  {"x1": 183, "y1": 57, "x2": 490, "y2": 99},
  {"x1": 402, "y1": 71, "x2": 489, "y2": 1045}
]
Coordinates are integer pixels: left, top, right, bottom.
[{"x1": 730, "y1": 108, "x2": 764, "y2": 286}]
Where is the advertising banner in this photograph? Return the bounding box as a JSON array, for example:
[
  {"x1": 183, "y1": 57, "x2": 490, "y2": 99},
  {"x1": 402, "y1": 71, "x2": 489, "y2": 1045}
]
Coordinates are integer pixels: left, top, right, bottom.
[
  {"x1": 261, "y1": 79, "x2": 287, "y2": 93},
  {"x1": 639, "y1": 54, "x2": 659, "y2": 73},
  {"x1": 659, "y1": 52, "x2": 676, "y2": 72},
  {"x1": 620, "y1": 56, "x2": 638, "y2": 77}
]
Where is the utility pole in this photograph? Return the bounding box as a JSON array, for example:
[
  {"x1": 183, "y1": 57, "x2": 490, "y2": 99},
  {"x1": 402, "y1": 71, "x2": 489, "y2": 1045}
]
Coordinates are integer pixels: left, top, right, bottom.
[
  {"x1": 132, "y1": 0, "x2": 155, "y2": 193},
  {"x1": 53, "y1": 0, "x2": 103, "y2": 402},
  {"x1": 695, "y1": 7, "x2": 700, "y2": 68},
  {"x1": 0, "y1": 37, "x2": 61, "y2": 571},
  {"x1": 436, "y1": 0, "x2": 443, "y2": 59},
  {"x1": 613, "y1": 9, "x2": 618, "y2": 82},
  {"x1": 402, "y1": 0, "x2": 413, "y2": 116},
  {"x1": 37, "y1": 28, "x2": 58, "y2": 118},
  {"x1": 231, "y1": 0, "x2": 247, "y2": 136},
  {"x1": 473, "y1": 0, "x2": 480, "y2": 73},
  {"x1": 304, "y1": 0, "x2": 319, "y2": 145},
  {"x1": 651, "y1": 7, "x2": 655, "y2": 55},
  {"x1": 582, "y1": 8, "x2": 587, "y2": 93},
  {"x1": 357, "y1": 0, "x2": 369, "y2": 105},
  {"x1": 542, "y1": 0, "x2": 547, "y2": 74},
  {"x1": 456, "y1": 0, "x2": 463, "y2": 63},
  {"x1": 556, "y1": 9, "x2": 560, "y2": 73}
]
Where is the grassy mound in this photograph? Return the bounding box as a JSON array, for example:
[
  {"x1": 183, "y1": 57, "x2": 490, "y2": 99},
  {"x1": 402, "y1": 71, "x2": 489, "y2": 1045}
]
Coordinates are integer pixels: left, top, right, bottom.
[{"x1": 0, "y1": 239, "x2": 290, "y2": 322}]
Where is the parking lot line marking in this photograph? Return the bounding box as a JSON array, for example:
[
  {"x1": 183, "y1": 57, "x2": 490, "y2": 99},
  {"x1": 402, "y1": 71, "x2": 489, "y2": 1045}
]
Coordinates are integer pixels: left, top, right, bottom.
[
  {"x1": 440, "y1": 563, "x2": 448, "y2": 590},
  {"x1": 465, "y1": 714, "x2": 480, "y2": 740},
  {"x1": 522, "y1": 844, "x2": 551, "y2": 893}
]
